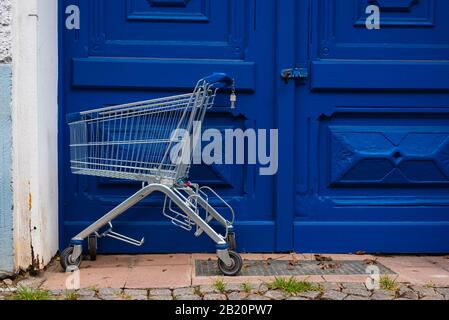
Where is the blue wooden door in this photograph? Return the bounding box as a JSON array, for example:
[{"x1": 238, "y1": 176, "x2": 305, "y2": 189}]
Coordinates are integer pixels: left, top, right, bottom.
[
  {"x1": 294, "y1": 0, "x2": 449, "y2": 253},
  {"x1": 60, "y1": 0, "x2": 285, "y2": 253},
  {"x1": 61, "y1": 0, "x2": 449, "y2": 254}
]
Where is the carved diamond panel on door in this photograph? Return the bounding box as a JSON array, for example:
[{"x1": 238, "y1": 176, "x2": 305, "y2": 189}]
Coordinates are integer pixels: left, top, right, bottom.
[{"x1": 330, "y1": 127, "x2": 449, "y2": 186}]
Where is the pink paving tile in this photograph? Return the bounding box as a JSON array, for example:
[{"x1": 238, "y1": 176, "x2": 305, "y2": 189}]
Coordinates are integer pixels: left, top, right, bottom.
[
  {"x1": 41, "y1": 273, "x2": 71, "y2": 290},
  {"x1": 42, "y1": 267, "x2": 130, "y2": 290},
  {"x1": 377, "y1": 256, "x2": 436, "y2": 269},
  {"x1": 240, "y1": 254, "x2": 266, "y2": 261},
  {"x1": 191, "y1": 253, "x2": 217, "y2": 261},
  {"x1": 321, "y1": 275, "x2": 371, "y2": 283},
  {"x1": 422, "y1": 256, "x2": 449, "y2": 270},
  {"x1": 327, "y1": 254, "x2": 377, "y2": 261},
  {"x1": 394, "y1": 267, "x2": 449, "y2": 286},
  {"x1": 82, "y1": 255, "x2": 135, "y2": 269},
  {"x1": 125, "y1": 265, "x2": 192, "y2": 289},
  {"x1": 297, "y1": 254, "x2": 315, "y2": 260},
  {"x1": 133, "y1": 254, "x2": 191, "y2": 266}
]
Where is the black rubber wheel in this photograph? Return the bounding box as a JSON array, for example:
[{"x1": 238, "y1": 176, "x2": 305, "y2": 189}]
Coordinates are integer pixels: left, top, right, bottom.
[
  {"x1": 60, "y1": 247, "x2": 82, "y2": 270},
  {"x1": 227, "y1": 232, "x2": 237, "y2": 251},
  {"x1": 217, "y1": 251, "x2": 243, "y2": 276},
  {"x1": 88, "y1": 235, "x2": 97, "y2": 261}
]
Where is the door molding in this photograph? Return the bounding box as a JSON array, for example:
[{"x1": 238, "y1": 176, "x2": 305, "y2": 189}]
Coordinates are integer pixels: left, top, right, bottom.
[{"x1": 275, "y1": 0, "x2": 296, "y2": 251}]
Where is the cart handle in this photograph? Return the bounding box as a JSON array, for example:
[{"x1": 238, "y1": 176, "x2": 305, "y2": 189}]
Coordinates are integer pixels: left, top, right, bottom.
[{"x1": 202, "y1": 73, "x2": 234, "y2": 89}]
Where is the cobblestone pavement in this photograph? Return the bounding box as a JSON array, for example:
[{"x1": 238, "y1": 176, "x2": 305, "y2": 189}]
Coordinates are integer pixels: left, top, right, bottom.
[{"x1": 1, "y1": 281, "x2": 449, "y2": 301}]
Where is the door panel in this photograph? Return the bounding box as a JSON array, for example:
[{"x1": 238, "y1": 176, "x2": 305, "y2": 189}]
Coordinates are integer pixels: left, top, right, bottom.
[
  {"x1": 60, "y1": 0, "x2": 282, "y2": 253},
  {"x1": 294, "y1": 0, "x2": 449, "y2": 253},
  {"x1": 312, "y1": 0, "x2": 449, "y2": 90}
]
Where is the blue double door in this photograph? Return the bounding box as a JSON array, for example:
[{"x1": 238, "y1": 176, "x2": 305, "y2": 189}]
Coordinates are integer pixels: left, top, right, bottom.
[{"x1": 60, "y1": 0, "x2": 449, "y2": 253}]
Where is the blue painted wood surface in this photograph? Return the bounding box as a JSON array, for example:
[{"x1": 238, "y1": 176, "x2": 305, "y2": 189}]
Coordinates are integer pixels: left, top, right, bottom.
[{"x1": 60, "y1": 0, "x2": 449, "y2": 253}]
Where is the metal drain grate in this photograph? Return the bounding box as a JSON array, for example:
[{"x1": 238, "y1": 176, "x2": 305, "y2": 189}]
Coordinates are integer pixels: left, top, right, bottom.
[{"x1": 195, "y1": 260, "x2": 395, "y2": 277}]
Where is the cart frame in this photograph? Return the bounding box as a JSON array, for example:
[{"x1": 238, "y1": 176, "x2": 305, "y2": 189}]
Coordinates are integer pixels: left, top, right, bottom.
[{"x1": 61, "y1": 73, "x2": 242, "y2": 276}]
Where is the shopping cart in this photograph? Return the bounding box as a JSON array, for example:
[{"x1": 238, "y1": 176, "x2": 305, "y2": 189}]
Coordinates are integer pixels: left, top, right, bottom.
[{"x1": 61, "y1": 73, "x2": 243, "y2": 276}]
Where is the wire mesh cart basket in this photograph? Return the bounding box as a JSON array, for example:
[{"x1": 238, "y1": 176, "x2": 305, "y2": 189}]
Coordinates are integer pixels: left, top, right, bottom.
[{"x1": 61, "y1": 73, "x2": 242, "y2": 276}]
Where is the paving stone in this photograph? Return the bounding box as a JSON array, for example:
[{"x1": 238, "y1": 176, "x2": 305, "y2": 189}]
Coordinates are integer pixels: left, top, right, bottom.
[
  {"x1": 342, "y1": 287, "x2": 371, "y2": 297},
  {"x1": 321, "y1": 283, "x2": 341, "y2": 291},
  {"x1": 123, "y1": 289, "x2": 147, "y2": 300},
  {"x1": 173, "y1": 287, "x2": 195, "y2": 297},
  {"x1": 98, "y1": 288, "x2": 121, "y2": 296},
  {"x1": 78, "y1": 289, "x2": 96, "y2": 297},
  {"x1": 124, "y1": 289, "x2": 147, "y2": 296},
  {"x1": 150, "y1": 288, "x2": 172, "y2": 296},
  {"x1": 203, "y1": 293, "x2": 227, "y2": 301},
  {"x1": 50, "y1": 289, "x2": 65, "y2": 296},
  {"x1": 150, "y1": 295, "x2": 173, "y2": 300},
  {"x1": 344, "y1": 295, "x2": 370, "y2": 300},
  {"x1": 78, "y1": 296, "x2": 101, "y2": 301},
  {"x1": 99, "y1": 294, "x2": 123, "y2": 300},
  {"x1": 227, "y1": 292, "x2": 248, "y2": 300},
  {"x1": 3, "y1": 279, "x2": 13, "y2": 286},
  {"x1": 264, "y1": 290, "x2": 286, "y2": 300},
  {"x1": 199, "y1": 285, "x2": 219, "y2": 294},
  {"x1": 16, "y1": 278, "x2": 45, "y2": 289},
  {"x1": 410, "y1": 285, "x2": 436, "y2": 298},
  {"x1": 435, "y1": 288, "x2": 449, "y2": 299},
  {"x1": 399, "y1": 289, "x2": 419, "y2": 300},
  {"x1": 370, "y1": 290, "x2": 395, "y2": 300},
  {"x1": 287, "y1": 296, "x2": 309, "y2": 300},
  {"x1": 258, "y1": 283, "x2": 269, "y2": 294},
  {"x1": 246, "y1": 294, "x2": 270, "y2": 301},
  {"x1": 321, "y1": 290, "x2": 347, "y2": 300},
  {"x1": 298, "y1": 291, "x2": 321, "y2": 300},
  {"x1": 226, "y1": 283, "x2": 245, "y2": 292},
  {"x1": 341, "y1": 283, "x2": 367, "y2": 291},
  {"x1": 176, "y1": 295, "x2": 202, "y2": 301},
  {"x1": 420, "y1": 294, "x2": 445, "y2": 300}
]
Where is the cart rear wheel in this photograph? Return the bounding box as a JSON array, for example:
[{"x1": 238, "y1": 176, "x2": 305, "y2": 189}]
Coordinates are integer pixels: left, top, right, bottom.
[
  {"x1": 227, "y1": 232, "x2": 237, "y2": 251},
  {"x1": 217, "y1": 251, "x2": 242, "y2": 276},
  {"x1": 60, "y1": 247, "x2": 82, "y2": 271},
  {"x1": 88, "y1": 235, "x2": 97, "y2": 261}
]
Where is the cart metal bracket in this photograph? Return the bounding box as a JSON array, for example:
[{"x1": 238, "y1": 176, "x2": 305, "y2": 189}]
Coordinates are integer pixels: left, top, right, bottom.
[{"x1": 98, "y1": 222, "x2": 145, "y2": 247}]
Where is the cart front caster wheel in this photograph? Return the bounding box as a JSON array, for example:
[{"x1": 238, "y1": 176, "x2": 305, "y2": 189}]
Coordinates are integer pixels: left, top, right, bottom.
[
  {"x1": 88, "y1": 235, "x2": 97, "y2": 261},
  {"x1": 227, "y1": 232, "x2": 237, "y2": 251},
  {"x1": 228, "y1": 232, "x2": 237, "y2": 251},
  {"x1": 218, "y1": 251, "x2": 242, "y2": 276},
  {"x1": 60, "y1": 246, "x2": 82, "y2": 271}
]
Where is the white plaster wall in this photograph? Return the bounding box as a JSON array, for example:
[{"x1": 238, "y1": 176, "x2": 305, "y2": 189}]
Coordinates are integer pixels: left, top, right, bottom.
[{"x1": 12, "y1": 0, "x2": 59, "y2": 270}]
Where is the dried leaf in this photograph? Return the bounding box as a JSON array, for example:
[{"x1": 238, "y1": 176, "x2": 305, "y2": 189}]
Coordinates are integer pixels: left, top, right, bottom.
[
  {"x1": 314, "y1": 254, "x2": 333, "y2": 262},
  {"x1": 319, "y1": 262, "x2": 342, "y2": 270},
  {"x1": 288, "y1": 260, "x2": 300, "y2": 267},
  {"x1": 363, "y1": 258, "x2": 378, "y2": 265}
]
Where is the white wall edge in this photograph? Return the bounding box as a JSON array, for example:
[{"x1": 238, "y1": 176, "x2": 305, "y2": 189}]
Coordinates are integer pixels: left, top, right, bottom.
[{"x1": 11, "y1": 0, "x2": 59, "y2": 270}]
